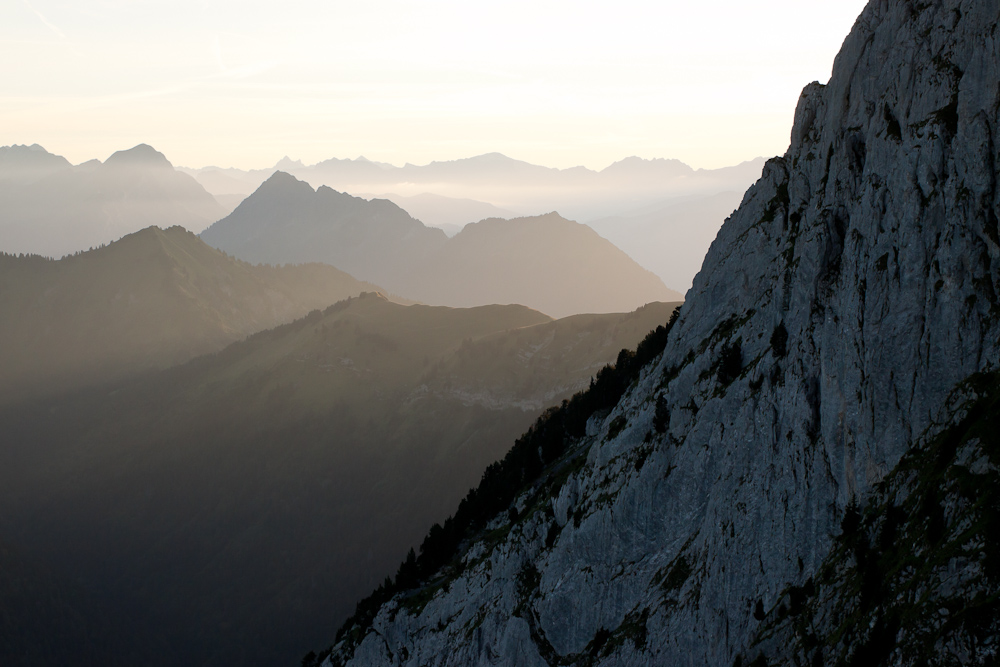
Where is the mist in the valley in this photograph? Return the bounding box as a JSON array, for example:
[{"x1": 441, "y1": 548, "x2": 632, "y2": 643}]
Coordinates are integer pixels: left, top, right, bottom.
[
  {"x1": 0, "y1": 126, "x2": 766, "y2": 667},
  {"x1": 0, "y1": 137, "x2": 706, "y2": 665},
  {"x1": 1, "y1": 141, "x2": 763, "y2": 293}
]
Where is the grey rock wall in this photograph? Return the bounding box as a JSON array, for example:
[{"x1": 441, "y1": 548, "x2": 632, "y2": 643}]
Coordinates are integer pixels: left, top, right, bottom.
[{"x1": 327, "y1": 0, "x2": 1000, "y2": 664}]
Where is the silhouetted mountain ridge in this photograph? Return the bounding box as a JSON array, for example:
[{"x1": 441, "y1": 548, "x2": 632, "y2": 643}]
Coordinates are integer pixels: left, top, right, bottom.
[
  {"x1": 409, "y1": 212, "x2": 681, "y2": 315},
  {"x1": 202, "y1": 173, "x2": 680, "y2": 315},
  {"x1": 0, "y1": 224, "x2": 387, "y2": 401},
  {"x1": 203, "y1": 171, "x2": 446, "y2": 287},
  {"x1": 0, "y1": 144, "x2": 226, "y2": 257}
]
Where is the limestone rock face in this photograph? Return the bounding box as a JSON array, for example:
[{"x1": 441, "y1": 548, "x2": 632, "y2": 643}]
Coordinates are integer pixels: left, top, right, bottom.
[{"x1": 326, "y1": 1, "x2": 1000, "y2": 664}]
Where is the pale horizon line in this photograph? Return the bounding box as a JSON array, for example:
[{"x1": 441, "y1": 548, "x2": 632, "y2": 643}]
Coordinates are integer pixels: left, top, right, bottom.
[{"x1": 4, "y1": 141, "x2": 769, "y2": 175}]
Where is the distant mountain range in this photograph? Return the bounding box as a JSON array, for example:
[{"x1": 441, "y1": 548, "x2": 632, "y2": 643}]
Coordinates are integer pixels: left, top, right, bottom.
[
  {"x1": 185, "y1": 152, "x2": 763, "y2": 290},
  {"x1": 0, "y1": 225, "x2": 387, "y2": 401},
  {"x1": 201, "y1": 172, "x2": 681, "y2": 316},
  {"x1": 0, "y1": 143, "x2": 760, "y2": 290},
  {"x1": 0, "y1": 144, "x2": 225, "y2": 258},
  {"x1": 0, "y1": 293, "x2": 679, "y2": 666},
  {"x1": 181, "y1": 152, "x2": 764, "y2": 225},
  {"x1": 0, "y1": 143, "x2": 72, "y2": 184}
]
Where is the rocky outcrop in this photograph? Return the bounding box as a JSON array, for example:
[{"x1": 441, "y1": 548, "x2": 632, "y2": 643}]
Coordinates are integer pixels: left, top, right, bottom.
[
  {"x1": 318, "y1": 0, "x2": 1000, "y2": 664},
  {"x1": 748, "y1": 371, "x2": 1000, "y2": 665}
]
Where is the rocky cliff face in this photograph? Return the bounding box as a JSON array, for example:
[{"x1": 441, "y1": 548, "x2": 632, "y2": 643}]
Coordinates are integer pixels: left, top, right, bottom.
[{"x1": 319, "y1": 0, "x2": 1000, "y2": 664}]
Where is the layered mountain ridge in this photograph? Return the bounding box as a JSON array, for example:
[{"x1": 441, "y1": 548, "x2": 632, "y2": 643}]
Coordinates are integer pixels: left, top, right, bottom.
[
  {"x1": 202, "y1": 173, "x2": 681, "y2": 316},
  {"x1": 0, "y1": 224, "x2": 385, "y2": 401},
  {"x1": 0, "y1": 295, "x2": 679, "y2": 666},
  {"x1": 318, "y1": 0, "x2": 1000, "y2": 664},
  {"x1": 189, "y1": 153, "x2": 765, "y2": 290},
  {"x1": 182, "y1": 153, "x2": 765, "y2": 222},
  {"x1": 201, "y1": 171, "x2": 448, "y2": 290},
  {"x1": 0, "y1": 144, "x2": 225, "y2": 258}
]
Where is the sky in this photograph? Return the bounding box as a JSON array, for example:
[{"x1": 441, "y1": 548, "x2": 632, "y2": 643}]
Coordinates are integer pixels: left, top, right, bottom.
[{"x1": 2, "y1": 0, "x2": 870, "y2": 170}]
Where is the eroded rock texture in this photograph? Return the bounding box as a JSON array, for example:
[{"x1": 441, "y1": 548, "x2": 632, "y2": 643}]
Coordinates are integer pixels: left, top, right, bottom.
[{"x1": 323, "y1": 1, "x2": 1000, "y2": 664}]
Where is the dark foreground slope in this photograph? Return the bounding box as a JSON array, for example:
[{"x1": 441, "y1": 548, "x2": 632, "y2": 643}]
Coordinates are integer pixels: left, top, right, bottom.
[
  {"x1": 318, "y1": 1, "x2": 1000, "y2": 665},
  {"x1": 0, "y1": 295, "x2": 677, "y2": 666},
  {"x1": 0, "y1": 225, "x2": 385, "y2": 401},
  {"x1": 0, "y1": 538, "x2": 134, "y2": 667},
  {"x1": 201, "y1": 173, "x2": 681, "y2": 315}
]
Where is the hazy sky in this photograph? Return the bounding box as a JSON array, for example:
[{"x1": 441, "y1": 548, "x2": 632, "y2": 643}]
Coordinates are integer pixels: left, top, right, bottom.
[{"x1": 3, "y1": 0, "x2": 869, "y2": 170}]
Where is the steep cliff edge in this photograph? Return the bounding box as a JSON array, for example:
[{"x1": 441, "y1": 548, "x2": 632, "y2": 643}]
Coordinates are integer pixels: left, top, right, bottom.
[{"x1": 316, "y1": 0, "x2": 1000, "y2": 664}]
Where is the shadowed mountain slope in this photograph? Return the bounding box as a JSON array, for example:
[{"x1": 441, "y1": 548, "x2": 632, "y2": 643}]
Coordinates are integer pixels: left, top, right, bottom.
[
  {"x1": 0, "y1": 537, "x2": 131, "y2": 667},
  {"x1": 0, "y1": 144, "x2": 225, "y2": 257},
  {"x1": 201, "y1": 174, "x2": 680, "y2": 316},
  {"x1": 0, "y1": 295, "x2": 678, "y2": 666},
  {"x1": 0, "y1": 225, "x2": 385, "y2": 401},
  {"x1": 749, "y1": 370, "x2": 1000, "y2": 665},
  {"x1": 316, "y1": 1, "x2": 1000, "y2": 665}
]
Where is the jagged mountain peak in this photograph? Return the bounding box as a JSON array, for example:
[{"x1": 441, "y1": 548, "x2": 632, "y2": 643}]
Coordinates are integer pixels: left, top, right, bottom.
[
  {"x1": 240, "y1": 171, "x2": 421, "y2": 223},
  {"x1": 199, "y1": 170, "x2": 446, "y2": 286},
  {"x1": 275, "y1": 155, "x2": 305, "y2": 170},
  {"x1": 0, "y1": 143, "x2": 59, "y2": 157},
  {"x1": 257, "y1": 169, "x2": 315, "y2": 194}
]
